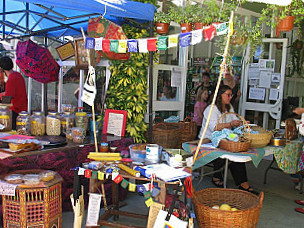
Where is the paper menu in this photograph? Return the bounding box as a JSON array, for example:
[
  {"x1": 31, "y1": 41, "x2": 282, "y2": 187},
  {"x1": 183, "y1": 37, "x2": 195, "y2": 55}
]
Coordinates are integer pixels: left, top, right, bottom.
[{"x1": 107, "y1": 112, "x2": 124, "y2": 136}]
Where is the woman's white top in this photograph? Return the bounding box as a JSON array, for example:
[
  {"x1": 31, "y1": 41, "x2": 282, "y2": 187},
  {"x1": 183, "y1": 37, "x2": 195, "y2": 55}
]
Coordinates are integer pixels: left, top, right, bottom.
[{"x1": 198, "y1": 104, "x2": 238, "y2": 139}]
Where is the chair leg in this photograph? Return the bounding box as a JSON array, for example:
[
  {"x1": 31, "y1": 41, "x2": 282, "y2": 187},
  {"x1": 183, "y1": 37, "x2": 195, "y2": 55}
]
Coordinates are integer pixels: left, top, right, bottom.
[{"x1": 264, "y1": 159, "x2": 275, "y2": 184}]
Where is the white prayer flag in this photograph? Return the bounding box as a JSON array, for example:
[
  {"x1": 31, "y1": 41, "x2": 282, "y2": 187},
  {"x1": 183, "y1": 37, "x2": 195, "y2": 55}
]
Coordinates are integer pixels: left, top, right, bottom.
[
  {"x1": 191, "y1": 29, "x2": 203, "y2": 45},
  {"x1": 138, "y1": 39, "x2": 148, "y2": 53}
]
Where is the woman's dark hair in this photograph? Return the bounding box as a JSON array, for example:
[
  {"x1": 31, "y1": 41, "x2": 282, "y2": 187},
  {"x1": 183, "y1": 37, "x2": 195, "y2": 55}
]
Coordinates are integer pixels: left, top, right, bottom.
[
  {"x1": 216, "y1": 85, "x2": 232, "y2": 113},
  {"x1": 0, "y1": 56, "x2": 13, "y2": 71}
]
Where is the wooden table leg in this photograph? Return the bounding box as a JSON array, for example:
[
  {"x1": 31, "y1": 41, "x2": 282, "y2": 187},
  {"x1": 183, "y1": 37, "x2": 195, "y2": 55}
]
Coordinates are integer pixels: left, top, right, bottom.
[{"x1": 112, "y1": 182, "x2": 119, "y2": 221}]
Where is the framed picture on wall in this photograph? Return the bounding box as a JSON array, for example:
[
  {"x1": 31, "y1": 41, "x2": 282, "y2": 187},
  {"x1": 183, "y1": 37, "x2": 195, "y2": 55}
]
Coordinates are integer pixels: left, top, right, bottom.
[
  {"x1": 74, "y1": 38, "x2": 95, "y2": 69},
  {"x1": 56, "y1": 42, "x2": 75, "y2": 61},
  {"x1": 103, "y1": 109, "x2": 127, "y2": 136}
]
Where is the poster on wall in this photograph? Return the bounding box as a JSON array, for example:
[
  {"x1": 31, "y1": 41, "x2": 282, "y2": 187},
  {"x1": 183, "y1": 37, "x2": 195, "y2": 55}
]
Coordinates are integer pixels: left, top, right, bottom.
[
  {"x1": 271, "y1": 73, "x2": 281, "y2": 83},
  {"x1": 259, "y1": 59, "x2": 275, "y2": 71},
  {"x1": 171, "y1": 67, "x2": 181, "y2": 87},
  {"x1": 269, "y1": 88, "x2": 279, "y2": 101},
  {"x1": 249, "y1": 87, "x2": 265, "y2": 100},
  {"x1": 259, "y1": 71, "x2": 272, "y2": 88},
  {"x1": 248, "y1": 63, "x2": 260, "y2": 80}
]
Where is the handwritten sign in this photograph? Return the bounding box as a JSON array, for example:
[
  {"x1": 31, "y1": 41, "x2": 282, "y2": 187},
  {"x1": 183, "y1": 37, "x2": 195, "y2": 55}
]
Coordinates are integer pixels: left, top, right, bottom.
[
  {"x1": 86, "y1": 193, "x2": 102, "y2": 226},
  {"x1": 0, "y1": 181, "x2": 17, "y2": 196},
  {"x1": 249, "y1": 87, "x2": 265, "y2": 101}
]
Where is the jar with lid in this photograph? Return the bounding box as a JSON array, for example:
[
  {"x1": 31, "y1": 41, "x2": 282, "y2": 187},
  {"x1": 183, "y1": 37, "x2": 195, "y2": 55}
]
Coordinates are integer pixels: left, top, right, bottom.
[
  {"x1": 16, "y1": 111, "x2": 30, "y2": 135},
  {"x1": 60, "y1": 111, "x2": 74, "y2": 135},
  {"x1": 0, "y1": 104, "x2": 12, "y2": 131},
  {"x1": 46, "y1": 111, "x2": 61, "y2": 136},
  {"x1": 30, "y1": 111, "x2": 45, "y2": 136},
  {"x1": 75, "y1": 112, "x2": 88, "y2": 135}
]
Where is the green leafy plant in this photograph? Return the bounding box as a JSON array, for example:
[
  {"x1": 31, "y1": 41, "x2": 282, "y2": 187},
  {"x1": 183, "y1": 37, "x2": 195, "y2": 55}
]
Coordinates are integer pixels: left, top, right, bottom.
[
  {"x1": 154, "y1": 11, "x2": 171, "y2": 24},
  {"x1": 168, "y1": 4, "x2": 196, "y2": 24}
]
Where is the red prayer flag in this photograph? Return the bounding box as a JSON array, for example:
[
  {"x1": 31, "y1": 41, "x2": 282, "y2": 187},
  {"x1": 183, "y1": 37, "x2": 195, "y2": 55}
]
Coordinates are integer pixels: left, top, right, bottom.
[
  {"x1": 147, "y1": 38, "x2": 157, "y2": 51},
  {"x1": 84, "y1": 169, "x2": 92, "y2": 178},
  {"x1": 113, "y1": 174, "x2": 123, "y2": 184},
  {"x1": 102, "y1": 39, "x2": 111, "y2": 52},
  {"x1": 203, "y1": 25, "x2": 216, "y2": 41}
]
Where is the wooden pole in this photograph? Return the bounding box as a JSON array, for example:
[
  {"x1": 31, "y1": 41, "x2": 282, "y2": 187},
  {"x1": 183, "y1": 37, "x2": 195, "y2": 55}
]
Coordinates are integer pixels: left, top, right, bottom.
[
  {"x1": 81, "y1": 27, "x2": 99, "y2": 153},
  {"x1": 193, "y1": 11, "x2": 235, "y2": 163}
]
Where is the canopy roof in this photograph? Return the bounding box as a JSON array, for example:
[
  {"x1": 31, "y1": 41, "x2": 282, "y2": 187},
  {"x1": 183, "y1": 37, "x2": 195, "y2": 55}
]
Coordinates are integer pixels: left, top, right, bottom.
[{"x1": 0, "y1": 0, "x2": 156, "y2": 40}]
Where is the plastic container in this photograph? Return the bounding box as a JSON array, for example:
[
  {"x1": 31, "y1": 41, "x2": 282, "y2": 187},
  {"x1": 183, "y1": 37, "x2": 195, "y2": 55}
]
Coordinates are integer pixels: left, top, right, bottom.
[
  {"x1": 22, "y1": 174, "x2": 41, "y2": 185},
  {"x1": 62, "y1": 104, "x2": 76, "y2": 113},
  {"x1": 16, "y1": 111, "x2": 30, "y2": 135},
  {"x1": 0, "y1": 104, "x2": 12, "y2": 132},
  {"x1": 60, "y1": 111, "x2": 74, "y2": 135},
  {"x1": 4, "y1": 174, "x2": 23, "y2": 184},
  {"x1": 30, "y1": 111, "x2": 45, "y2": 136},
  {"x1": 145, "y1": 144, "x2": 160, "y2": 164},
  {"x1": 40, "y1": 170, "x2": 56, "y2": 182},
  {"x1": 72, "y1": 135, "x2": 85, "y2": 144},
  {"x1": 75, "y1": 112, "x2": 88, "y2": 135},
  {"x1": 100, "y1": 142, "x2": 109, "y2": 152},
  {"x1": 46, "y1": 111, "x2": 61, "y2": 136},
  {"x1": 71, "y1": 127, "x2": 85, "y2": 137},
  {"x1": 129, "y1": 144, "x2": 163, "y2": 163}
]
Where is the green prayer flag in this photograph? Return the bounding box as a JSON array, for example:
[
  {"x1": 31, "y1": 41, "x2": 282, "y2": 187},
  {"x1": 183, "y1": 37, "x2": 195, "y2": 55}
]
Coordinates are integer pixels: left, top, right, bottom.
[
  {"x1": 157, "y1": 36, "x2": 168, "y2": 50},
  {"x1": 144, "y1": 190, "x2": 152, "y2": 199},
  {"x1": 121, "y1": 179, "x2": 129, "y2": 189},
  {"x1": 91, "y1": 171, "x2": 98, "y2": 179},
  {"x1": 110, "y1": 40, "x2": 119, "y2": 53}
]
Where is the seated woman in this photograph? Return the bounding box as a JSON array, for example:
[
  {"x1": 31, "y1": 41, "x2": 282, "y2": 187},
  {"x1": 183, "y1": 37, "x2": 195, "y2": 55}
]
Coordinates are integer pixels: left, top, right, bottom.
[{"x1": 198, "y1": 85, "x2": 257, "y2": 194}]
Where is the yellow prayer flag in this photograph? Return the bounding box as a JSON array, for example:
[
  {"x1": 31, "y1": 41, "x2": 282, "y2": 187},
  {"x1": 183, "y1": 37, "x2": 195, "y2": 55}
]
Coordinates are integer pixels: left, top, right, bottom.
[
  {"x1": 128, "y1": 182, "x2": 136, "y2": 192},
  {"x1": 98, "y1": 171, "x2": 104, "y2": 180},
  {"x1": 145, "y1": 197, "x2": 154, "y2": 207},
  {"x1": 168, "y1": 35, "x2": 178, "y2": 48},
  {"x1": 228, "y1": 21, "x2": 234, "y2": 36},
  {"x1": 118, "y1": 40, "x2": 127, "y2": 53}
]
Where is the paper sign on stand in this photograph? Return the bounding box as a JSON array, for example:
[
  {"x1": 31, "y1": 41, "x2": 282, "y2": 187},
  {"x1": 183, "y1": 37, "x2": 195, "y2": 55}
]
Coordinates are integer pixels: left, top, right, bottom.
[
  {"x1": 249, "y1": 87, "x2": 266, "y2": 100},
  {"x1": 0, "y1": 181, "x2": 17, "y2": 196},
  {"x1": 269, "y1": 88, "x2": 279, "y2": 101},
  {"x1": 86, "y1": 193, "x2": 102, "y2": 226},
  {"x1": 259, "y1": 71, "x2": 272, "y2": 88}
]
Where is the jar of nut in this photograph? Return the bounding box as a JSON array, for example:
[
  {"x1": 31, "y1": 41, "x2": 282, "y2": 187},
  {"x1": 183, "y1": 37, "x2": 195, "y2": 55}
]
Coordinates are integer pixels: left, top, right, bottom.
[
  {"x1": 60, "y1": 111, "x2": 74, "y2": 135},
  {"x1": 16, "y1": 111, "x2": 30, "y2": 135},
  {"x1": 75, "y1": 112, "x2": 88, "y2": 135},
  {"x1": 30, "y1": 111, "x2": 45, "y2": 136},
  {"x1": 46, "y1": 111, "x2": 61, "y2": 136},
  {"x1": 0, "y1": 104, "x2": 12, "y2": 132}
]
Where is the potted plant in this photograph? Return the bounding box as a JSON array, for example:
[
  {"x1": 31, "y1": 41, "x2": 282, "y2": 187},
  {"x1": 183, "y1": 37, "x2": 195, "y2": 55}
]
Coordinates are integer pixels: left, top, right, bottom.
[
  {"x1": 154, "y1": 11, "x2": 171, "y2": 35},
  {"x1": 168, "y1": 5, "x2": 195, "y2": 33}
]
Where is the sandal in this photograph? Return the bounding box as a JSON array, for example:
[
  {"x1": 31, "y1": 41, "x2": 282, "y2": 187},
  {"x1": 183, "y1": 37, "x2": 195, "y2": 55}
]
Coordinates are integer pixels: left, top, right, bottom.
[
  {"x1": 212, "y1": 178, "x2": 224, "y2": 188},
  {"x1": 238, "y1": 185, "x2": 259, "y2": 195},
  {"x1": 295, "y1": 208, "x2": 304, "y2": 214},
  {"x1": 295, "y1": 200, "x2": 304, "y2": 205}
]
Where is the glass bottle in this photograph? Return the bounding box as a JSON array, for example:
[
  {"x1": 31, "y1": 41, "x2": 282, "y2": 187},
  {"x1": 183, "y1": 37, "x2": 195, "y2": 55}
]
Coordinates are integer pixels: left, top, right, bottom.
[
  {"x1": 30, "y1": 111, "x2": 45, "y2": 136},
  {"x1": 0, "y1": 104, "x2": 12, "y2": 131},
  {"x1": 75, "y1": 112, "x2": 88, "y2": 135},
  {"x1": 16, "y1": 111, "x2": 30, "y2": 135},
  {"x1": 60, "y1": 111, "x2": 74, "y2": 135},
  {"x1": 46, "y1": 111, "x2": 61, "y2": 136}
]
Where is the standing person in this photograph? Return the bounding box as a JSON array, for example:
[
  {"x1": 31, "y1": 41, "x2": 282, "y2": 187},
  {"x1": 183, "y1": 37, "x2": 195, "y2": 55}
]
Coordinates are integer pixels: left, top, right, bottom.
[
  {"x1": 201, "y1": 72, "x2": 215, "y2": 97},
  {"x1": 222, "y1": 70, "x2": 241, "y2": 111},
  {"x1": 193, "y1": 87, "x2": 209, "y2": 138},
  {"x1": 198, "y1": 85, "x2": 257, "y2": 194},
  {"x1": 0, "y1": 56, "x2": 28, "y2": 130}
]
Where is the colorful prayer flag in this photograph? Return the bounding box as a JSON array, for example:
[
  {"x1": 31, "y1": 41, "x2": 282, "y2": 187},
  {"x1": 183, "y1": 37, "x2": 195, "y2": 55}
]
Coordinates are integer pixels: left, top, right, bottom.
[
  {"x1": 118, "y1": 40, "x2": 127, "y2": 53},
  {"x1": 229, "y1": 21, "x2": 234, "y2": 36},
  {"x1": 102, "y1": 39, "x2": 110, "y2": 52},
  {"x1": 85, "y1": 37, "x2": 95, "y2": 49},
  {"x1": 121, "y1": 179, "x2": 129, "y2": 189},
  {"x1": 137, "y1": 184, "x2": 145, "y2": 193},
  {"x1": 91, "y1": 171, "x2": 98, "y2": 179},
  {"x1": 84, "y1": 169, "x2": 92, "y2": 178},
  {"x1": 110, "y1": 40, "x2": 118, "y2": 53},
  {"x1": 112, "y1": 172, "x2": 119, "y2": 180},
  {"x1": 157, "y1": 36, "x2": 168, "y2": 50},
  {"x1": 179, "y1": 32, "x2": 191, "y2": 47},
  {"x1": 95, "y1": 38, "x2": 103, "y2": 50},
  {"x1": 78, "y1": 168, "x2": 85, "y2": 175},
  {"x1": 113, "y1": 174, "x2": 123, "y2": 184},
  {"x1": 191, "y1": 29, "x2": 203, "y2": 45},
  {"x1": 138, "y1": 39, "x2": 148, "y2": 53},
  {"x1": 215, "y1": 22, "x2": 228, "y2": 36},
  {"x1": 127, "y1": 39, "x2": 138, "y2": 52},
  {"x1": 145, "y1": 197, "x2": 154, "y2": 207},
  {"x1": 98, "y1": 171, "x2": 104, "y2": 180},
  {"x1": 168, "y1": 35, "x2": 178, "y2": 48},
  {"x1": 144, "y1": 191, "x2": 152, "y2": 199},
  {"x1": 129, "y1": 182, "x2": 136, "y2": 192},
  {"x1": 203, "y1": 25, "x2": 216, "y2": 41},
  {"x1": 147, "y1": 38, "x2": 157, "y2": 51}
]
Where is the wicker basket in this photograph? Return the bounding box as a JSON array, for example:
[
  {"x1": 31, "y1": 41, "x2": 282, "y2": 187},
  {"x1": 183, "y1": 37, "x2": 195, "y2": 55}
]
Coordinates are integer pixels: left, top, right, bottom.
[
  {"x1": 215, "y1": 112, "x2": 251, "y2": 152},
  {"x1": 192, "y1": 188, "x2": 264, "y2": 228},
  {"x1": 152, "y1": 123, "x2": 181, "y2": 148},
  {"x1": 243, "y1": 126, "x2": 273, "y2": 148}
]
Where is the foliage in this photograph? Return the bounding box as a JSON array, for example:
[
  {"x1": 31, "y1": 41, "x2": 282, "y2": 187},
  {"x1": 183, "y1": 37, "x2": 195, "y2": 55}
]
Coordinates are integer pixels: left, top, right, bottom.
[
  {"x1": 105, "y1": 25, "x2": 149, "y2": 143},
  {"x1": 168, "y1": 4, "x2": 196, "y2": 24},
  {"x1": 154, "y1": 11, "x2": 171, "y2": 24}
]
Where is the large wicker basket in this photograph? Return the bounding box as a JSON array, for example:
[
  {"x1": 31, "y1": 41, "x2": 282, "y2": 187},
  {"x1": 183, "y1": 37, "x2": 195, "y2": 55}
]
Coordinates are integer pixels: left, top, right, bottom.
[
  {"x1": 192, "y1": 188, "x2": 264, "y2": 228},
  {"x1": 243, "y1": 126, "x2": 273, "y2": 148},
  {"x1": 152, "y1": 123, "x2": 181, "y2": 148},
  {"x1": 216, "y1": 112, "x2": 251, "y2": 152}
]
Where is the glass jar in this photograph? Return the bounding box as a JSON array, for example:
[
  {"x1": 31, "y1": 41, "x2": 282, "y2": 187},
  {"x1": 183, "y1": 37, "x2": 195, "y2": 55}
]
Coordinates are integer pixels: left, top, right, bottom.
[
  {"x1": 0, "y1": 104, "x2": 12, "y2": 132},
  {"x1": 75, "y1": 112, "x2": 88, "y2": 135},
  {"x1": 16, "y1": 111, "x2": 30, "y2": 135},
  {"x1": 46, "y1": 111, "x2": 61, "y2": 136},
  {"x1": 30, "y1": 111, "x2": 45, "y2": 136},
  {"x1": 60, "y1": 111, "x2": 74, "y2": 135}
]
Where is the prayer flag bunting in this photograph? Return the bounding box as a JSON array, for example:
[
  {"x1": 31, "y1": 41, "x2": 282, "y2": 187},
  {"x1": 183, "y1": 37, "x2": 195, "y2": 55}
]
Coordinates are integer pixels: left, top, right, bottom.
[
  {"x1": 145, "y1": 197, "x2": 154, "y2": 207},
  {"x1": 121, "y1": 179, "x2": 129, "y2": 189},
  {"x1": 215, "y1": 23, "x2": 228, "y2": 36},
  {"x1": 98, "y1": 171, "x2": 104, "y2": 180},
  {"x1": 229, "y1": 21, "x2": 234, "y2": 36},
  {"x1": 95, "y1": 38, "x2": 103, "y2": 50},
  {"x1": 137, "y1": 184, "x2": 145, "y2": 193},
  {"x1": 191, "y1": 29, "x2": 203, "y2": 45},
  {"x1": 118, "y1": 40, "x2": 127, "y2": 53},
  {"x1": 102, "y1": 39, "x2": 110, "y2": 52},
  {"x1": 110, "y1": 40, "x2": 118, "y2": 53},
  {"x1": 147, "y1": 38, "x2": 157, "y2": 52},
  {"x1": 143, "y1": 183, "x2": 151, "y2": 191},
  {"x1": 157, "y1": 36, "x2": 168, "y2": 50},
  {"x1": 129, "y1": 182, "x2": 136, "y2": 192},
  {"x1": 85, "y1": 37, "x2": 95, "y2": 49},
  {"x1": 127, "y1": 39, "x2": 138, "y2": 52},
  {"x1": 168, "y1": 35, "x2": 178, "y2": 48},
  {"x1": 144, "y1": 191, "x2": 152, "y2": 199},
  {"x1": 179, "y1": 32, "x2": 191, "y2": 47},
  {"x1": 204, "y1": 25, "x2": 216, "y2": 41},
  {"x1": 84, "y1": 169, "x2": 92, "y2": 178},
  {"x1": 112, "y1": 172, "x2": 119, "y2": 180},
  {"x1": 138, "y1": 39, "x2": 148, "y2": 53}
]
